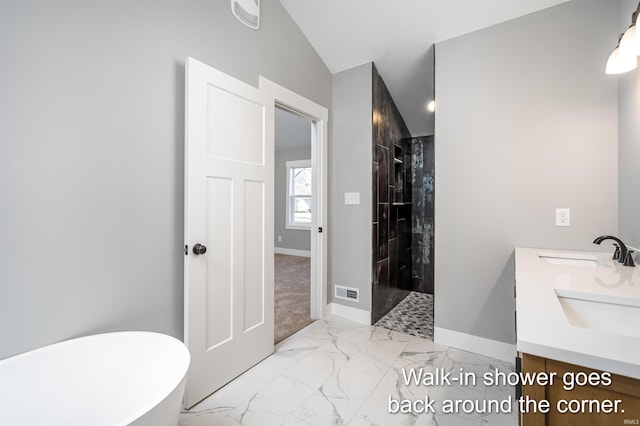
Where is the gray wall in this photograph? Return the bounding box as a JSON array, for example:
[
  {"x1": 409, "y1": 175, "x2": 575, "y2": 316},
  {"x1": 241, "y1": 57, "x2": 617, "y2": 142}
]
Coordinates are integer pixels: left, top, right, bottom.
[
  {"x1": 618, "y1": 0, "x2": 640, "y2": 250},
  {"x1": 434, "y1": 0, "x2": 619, "y2": 344},
  {"x1": 330, "y1": 63, "x2": 373, "y2": 312},
  {"x1": 275, "y1": 147, "x2": 312, "y2": 252},
  {"x1": 0, "y1": 0, "x2": 331, "y2": 358}
]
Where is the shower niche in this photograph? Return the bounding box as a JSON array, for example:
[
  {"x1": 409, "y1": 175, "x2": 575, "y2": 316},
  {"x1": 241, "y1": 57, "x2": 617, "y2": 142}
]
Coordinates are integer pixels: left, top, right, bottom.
[{"x1": 393, "y1": 144, "x2": 404, "y2": 205}]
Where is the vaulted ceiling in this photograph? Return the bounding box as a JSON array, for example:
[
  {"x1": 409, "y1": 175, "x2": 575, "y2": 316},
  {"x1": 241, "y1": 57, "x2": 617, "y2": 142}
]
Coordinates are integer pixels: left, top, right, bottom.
[{"x1": 279, "y1": 0, "x2": 571, "y2": 136}]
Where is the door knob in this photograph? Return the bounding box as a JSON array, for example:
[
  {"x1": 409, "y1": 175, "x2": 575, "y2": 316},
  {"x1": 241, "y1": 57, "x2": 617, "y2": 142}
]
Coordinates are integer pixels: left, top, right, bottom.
[{"x1": 192, "y1": 243, "x2": 207, "y2": 255}]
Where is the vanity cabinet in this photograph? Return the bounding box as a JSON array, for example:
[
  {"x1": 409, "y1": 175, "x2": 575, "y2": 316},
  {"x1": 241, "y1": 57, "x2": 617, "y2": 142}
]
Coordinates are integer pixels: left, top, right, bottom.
[
  {"x1": 515, "y1": 247, "x2": 640, "y2": 425},
  {"x1": 521, "y1": 353, "x2": 640, "y2": 426}
]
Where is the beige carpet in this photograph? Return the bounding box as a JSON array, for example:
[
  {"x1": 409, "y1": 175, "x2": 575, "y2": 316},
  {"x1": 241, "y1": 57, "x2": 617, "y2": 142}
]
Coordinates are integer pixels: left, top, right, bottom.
[{"x1": 274, "y1": 253, "x2": 313, "y2": 344}]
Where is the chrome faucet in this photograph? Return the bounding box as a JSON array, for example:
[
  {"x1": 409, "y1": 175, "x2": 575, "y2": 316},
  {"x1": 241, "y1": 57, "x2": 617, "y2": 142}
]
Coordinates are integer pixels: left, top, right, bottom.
[{"x1": 593, "y1": 235, "x2": 635, "y2": 267}]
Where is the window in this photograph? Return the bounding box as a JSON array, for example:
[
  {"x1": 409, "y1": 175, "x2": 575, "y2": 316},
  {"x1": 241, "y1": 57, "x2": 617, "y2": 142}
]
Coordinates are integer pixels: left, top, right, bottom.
[{"x1": 286, "y1": 160, "x2": 312, "y2": 230}]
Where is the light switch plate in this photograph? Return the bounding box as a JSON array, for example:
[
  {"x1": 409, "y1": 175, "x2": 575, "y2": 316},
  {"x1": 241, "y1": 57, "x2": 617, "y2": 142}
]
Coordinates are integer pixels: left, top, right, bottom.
[{"x1": 344, "y1": 192, "x2": 360, "y2": 205}]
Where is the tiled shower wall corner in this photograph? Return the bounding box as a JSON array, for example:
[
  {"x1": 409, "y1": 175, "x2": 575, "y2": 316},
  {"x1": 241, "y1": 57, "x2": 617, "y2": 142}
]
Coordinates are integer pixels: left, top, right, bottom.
[
  {"x1": 371, "y1": 64, "x2": 413, "y2": 324},
  {"x1": 411, "y1": 135, "x2": 435, "y2": 294}
]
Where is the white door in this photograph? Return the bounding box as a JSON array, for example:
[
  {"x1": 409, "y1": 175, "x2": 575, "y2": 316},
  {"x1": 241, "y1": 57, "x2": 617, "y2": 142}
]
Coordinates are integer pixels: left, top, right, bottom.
[{"x1": 184, "y1": 57, "x2": 274, "y2": 409}]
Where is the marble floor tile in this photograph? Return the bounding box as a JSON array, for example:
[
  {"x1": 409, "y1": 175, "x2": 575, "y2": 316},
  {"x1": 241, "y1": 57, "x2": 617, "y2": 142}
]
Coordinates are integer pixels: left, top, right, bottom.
[{"x1": 180, "y1": 316, "x2": 516, "y2": 426}]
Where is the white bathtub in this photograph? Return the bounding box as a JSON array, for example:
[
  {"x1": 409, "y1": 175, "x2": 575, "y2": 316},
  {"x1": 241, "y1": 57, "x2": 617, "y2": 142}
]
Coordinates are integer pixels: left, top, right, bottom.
[{"x1": 0, "y1": 332, "x2": 190, "y2": 426}]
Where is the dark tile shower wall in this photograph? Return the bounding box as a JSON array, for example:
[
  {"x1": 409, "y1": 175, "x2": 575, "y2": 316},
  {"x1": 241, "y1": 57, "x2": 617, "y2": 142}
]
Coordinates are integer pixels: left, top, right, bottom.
[
  {"x1": 371, "y1": 64, "x2": 413, "y2": 324},
  {"x1": 411, "y1": 136, "x2": 435, "y2": 294}
]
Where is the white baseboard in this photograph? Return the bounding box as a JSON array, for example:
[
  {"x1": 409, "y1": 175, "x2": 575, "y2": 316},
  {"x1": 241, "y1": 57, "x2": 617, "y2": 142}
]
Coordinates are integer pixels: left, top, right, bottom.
[
  {"x1": 328, "y1": 302, "x2": 371, "y2": 325},
  {"x1": 434, "y1": 327, "x2": 516, "y2": 363},
  {"x1": 274, "y1": 247, "x2": 311, "y2": 258}
]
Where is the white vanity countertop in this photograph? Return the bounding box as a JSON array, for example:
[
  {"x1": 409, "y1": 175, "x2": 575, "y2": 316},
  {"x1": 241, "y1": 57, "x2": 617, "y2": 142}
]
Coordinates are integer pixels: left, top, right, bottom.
[{"x1": 515, "y1": 247, "x2": 640, "y2": 379}]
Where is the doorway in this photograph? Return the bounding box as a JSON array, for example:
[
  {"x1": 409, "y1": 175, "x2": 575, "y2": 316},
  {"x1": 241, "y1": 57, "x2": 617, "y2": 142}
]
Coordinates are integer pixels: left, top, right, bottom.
[
  {"x1": 262, "y1": 77, "x2": 329, "y2": 327},
  {"x1": 274, "y1": 107, "x2": 314, "y2": 343}
]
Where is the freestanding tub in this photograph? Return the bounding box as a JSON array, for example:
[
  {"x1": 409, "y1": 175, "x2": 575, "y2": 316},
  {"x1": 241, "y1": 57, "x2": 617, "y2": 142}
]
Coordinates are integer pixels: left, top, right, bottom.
[{"x1": 0, "y1": 332, "x2": 190, "y2": 426}]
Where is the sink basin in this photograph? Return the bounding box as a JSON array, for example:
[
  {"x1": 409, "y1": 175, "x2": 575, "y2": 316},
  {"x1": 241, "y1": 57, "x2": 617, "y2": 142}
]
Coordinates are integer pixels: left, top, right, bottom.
[
  {"x1": 556, "y1": 290, "x2": 640, "y2": 339},
  {"x1": 539, "y1": 252, "x2": 598, "y2": 267}
]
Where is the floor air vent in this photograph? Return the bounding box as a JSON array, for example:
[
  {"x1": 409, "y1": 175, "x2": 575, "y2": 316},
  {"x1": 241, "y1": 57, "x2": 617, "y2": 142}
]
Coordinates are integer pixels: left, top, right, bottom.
[{"x1": 335, "y1": 285, "x2": 359, "y2": 302}]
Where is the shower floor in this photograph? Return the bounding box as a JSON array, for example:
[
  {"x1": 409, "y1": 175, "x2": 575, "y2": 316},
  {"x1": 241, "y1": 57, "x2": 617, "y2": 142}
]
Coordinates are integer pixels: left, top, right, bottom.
[{"x1": 374, "y1": 291, "x2": 434, "y2": 340}]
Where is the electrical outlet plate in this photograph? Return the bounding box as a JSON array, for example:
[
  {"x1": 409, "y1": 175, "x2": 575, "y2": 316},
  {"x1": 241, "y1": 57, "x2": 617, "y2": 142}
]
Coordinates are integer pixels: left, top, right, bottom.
[{"x1": 556, "y1": 208, "x2": 571, "y2": 227}]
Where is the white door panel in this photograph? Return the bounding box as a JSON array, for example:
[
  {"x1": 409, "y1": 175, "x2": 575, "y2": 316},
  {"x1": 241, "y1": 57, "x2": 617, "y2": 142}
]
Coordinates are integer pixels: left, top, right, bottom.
[
  {"x1": 184, "y1": 57, "x2": 274, "y2": 408},
  {"x1": 206, "y1": 85, "x2": 265, "y2": 164}
]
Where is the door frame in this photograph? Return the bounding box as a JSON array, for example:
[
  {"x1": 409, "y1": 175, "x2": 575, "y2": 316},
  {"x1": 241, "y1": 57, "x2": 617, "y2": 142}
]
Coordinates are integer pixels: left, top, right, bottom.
[{"x1": 261, "y1": 78, "x2": 328, "y2": 319}]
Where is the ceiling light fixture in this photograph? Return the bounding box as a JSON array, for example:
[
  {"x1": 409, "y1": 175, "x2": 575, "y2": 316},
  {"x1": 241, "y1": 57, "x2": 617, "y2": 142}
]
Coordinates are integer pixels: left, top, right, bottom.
[{"x1": 606, "y1": 1, "x2": 640, "y2": 74}]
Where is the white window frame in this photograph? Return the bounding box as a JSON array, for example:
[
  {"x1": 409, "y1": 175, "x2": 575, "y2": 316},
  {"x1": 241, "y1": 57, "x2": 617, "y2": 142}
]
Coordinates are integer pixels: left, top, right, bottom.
[{"x1": 286, "y1": 159, "x2": 312, "y2": 231}]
